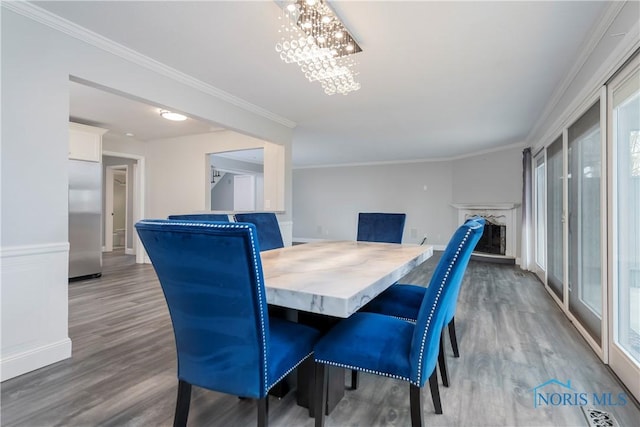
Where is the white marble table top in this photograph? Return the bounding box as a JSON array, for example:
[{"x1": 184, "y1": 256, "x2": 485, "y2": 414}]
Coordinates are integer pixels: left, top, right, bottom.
[{"x1": 260, "y1": 241, "x2": 433, "y2": 318}]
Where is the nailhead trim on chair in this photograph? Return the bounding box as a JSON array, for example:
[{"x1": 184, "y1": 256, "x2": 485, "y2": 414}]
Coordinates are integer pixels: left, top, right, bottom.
[
  {"x1": 414, "y1": 228, "x2": 472, "y2": 385},
  {"x1": 268, "y1": 351, "x2": 314, "y2": 391},
  {"x1": 248, "y1": 226, "x2": 270, "y2": 396},
  {"x1": 315, "y1": 359, "x2": 411, "y2": 383},
  {"x1": 392, "y1": 315, "x2": 417, "y2": 323},
  {"x1": 139, "y1": 220, "x2": 271, "y2": 395}
]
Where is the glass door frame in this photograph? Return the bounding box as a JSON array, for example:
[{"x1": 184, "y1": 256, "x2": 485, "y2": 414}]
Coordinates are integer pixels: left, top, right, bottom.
[
  {"x1": 566, "y1": 93, "x2": 608, "y2": 355},
  {"x1": 533, "y1": 148, "x2": 547, "y2": 283},
  {"x1": 545, "y1": 134, "x2": 566, "y2": 306},
  {"x1": 537, "y1": 89, "x2": 608, "y2": 362},
  {"x1": 607, "y1": 53, "x2": 640, "y2": 402}
]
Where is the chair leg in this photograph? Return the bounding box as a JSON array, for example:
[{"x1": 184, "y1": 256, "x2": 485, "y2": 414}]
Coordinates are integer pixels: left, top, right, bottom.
[
  {"x1": 409, "y1": 383, "x2": 425, "y2": 427},
  {"x1": 174, "y1": 380, "x2": 192, "y2": 427},
  {"x1": 428, "y1": 369, "x2": 443, "y2": 415},
  {"x1": 438, "y1": 330, "x2": 450, "y2": 387},
  {"x1": 314, "y1": 363, "x2": 328, "y2": 427},
  {"x1": 448, "y1": 317, "x2": 460, "y2": 358},
  {"x1": 257, "y1": 397, "x2": 269, "y2": 427},
  {"x1": 350, "y1": 369, "x2": 359, "y2": 390}
]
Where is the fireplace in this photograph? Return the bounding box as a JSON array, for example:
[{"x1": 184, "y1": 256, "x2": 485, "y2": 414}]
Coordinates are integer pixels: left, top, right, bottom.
[
  {"x1": 451, "y1": 203, "x2": 520, "y2": 260},
  {"x1": 475, "y1": 219, "x2": 506, "y2": 255}
]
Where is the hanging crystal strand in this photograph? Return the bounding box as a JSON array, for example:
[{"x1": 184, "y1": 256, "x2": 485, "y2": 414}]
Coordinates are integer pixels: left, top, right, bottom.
[{"x1": 276, "y1": 0, "x2": 359, "y2": 95}]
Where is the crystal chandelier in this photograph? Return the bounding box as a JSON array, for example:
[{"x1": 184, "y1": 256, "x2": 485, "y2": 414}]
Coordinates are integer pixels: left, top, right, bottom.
[{"x1": 276, "y1": 0, "x2": 362, "y2": 95}]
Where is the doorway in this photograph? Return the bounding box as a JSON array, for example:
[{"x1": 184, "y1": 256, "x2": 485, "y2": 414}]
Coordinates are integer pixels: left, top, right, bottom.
[
  {"x1": 105, "y1": 165, "x2": 128, "y2": 252},
  {"x1": 103, "y1": 153, "x2": 144, "y2": 263},
  {"x1": 607, "y1": 53, "x2": 640, "y2": 401}
]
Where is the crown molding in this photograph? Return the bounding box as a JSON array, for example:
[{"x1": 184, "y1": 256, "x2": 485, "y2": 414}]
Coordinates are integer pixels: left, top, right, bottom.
[
  {"x1": 531, "y1": 16, "x2": 640, "y2": 152},
  {"x1": 526, "y1": 1, "x2": 625, "y2": 145},
  {"x1": 293, "y1": 141, "x2": 526, "y2": 170},
  {"x1": 2, "y1": 1, "x2": 297, "y2": 129}
]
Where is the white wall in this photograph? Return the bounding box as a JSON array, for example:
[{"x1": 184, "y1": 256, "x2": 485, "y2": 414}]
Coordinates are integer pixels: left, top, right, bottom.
[
  {"x1": 1, "y1": 7, "x2": 292, "y2": 380},
  {"x1": 294, "y1": 160, "x2": 455, "y2": 246},
  {"x1": 293, "y1": 145, "x2": 524, "y2": 249},
  {"x1": 452, "y1": 146, "x2": 523, "y2": 205},
  {"x1": 145, "y1": 131, "x2": 290, "y2": 219},
  {"x1": 102, "y1": 133, "x2": 147, "y2": 158}
]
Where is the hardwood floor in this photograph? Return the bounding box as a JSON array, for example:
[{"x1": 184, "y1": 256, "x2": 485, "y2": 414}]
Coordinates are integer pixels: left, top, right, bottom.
[{"x1": 2, "y1": 250, "x2": 638, "y2": 426}]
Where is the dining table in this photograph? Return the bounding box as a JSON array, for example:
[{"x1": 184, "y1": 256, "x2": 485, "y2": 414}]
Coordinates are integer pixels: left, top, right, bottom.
[
  {"x1": 261, "y1": 240, "x2": 433, "y2": 317},
  {"x1": 259, "y1": 240, "x2": 434, "y2": 414}
]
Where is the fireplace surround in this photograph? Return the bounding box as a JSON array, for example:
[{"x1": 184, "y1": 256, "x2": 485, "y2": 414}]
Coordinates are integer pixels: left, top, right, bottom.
[{"x1": 451, "y1": 203, "x2": 520, "y2": 261}]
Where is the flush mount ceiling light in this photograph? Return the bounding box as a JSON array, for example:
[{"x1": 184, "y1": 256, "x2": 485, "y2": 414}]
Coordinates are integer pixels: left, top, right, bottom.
[
  {"x1": 276, "y1": 0, "x2": 362, "y2": 95},
  {"x1": 159, "y1": 110, "x2": 187, "y2": 121}
]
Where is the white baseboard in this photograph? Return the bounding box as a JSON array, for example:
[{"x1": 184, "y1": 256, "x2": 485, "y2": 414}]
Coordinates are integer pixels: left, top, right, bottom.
[
  {"x1": 125, "y1": 248, "x2": 135, "y2": 255},
  {"x1": 1, "y1": 338, "x2": 72, "y2": 382}
]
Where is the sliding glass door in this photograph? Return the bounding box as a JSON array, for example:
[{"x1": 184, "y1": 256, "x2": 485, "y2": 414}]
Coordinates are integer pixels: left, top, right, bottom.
[
  {"x1": 567, "y1": 101, "x2": 603, "y2": 343},
  {"x1": 533, "y1": 52, "x2": 639, "y2": 401},
  {"x1": 547, "y1": 136, "x2": 564, "y2": 301},
  {"x1": 541, "y1": 100, "x2": 605, "y2": 351},
  {"x1": 534, "y1": 151, "x2": 546, "y2": 282},
  {"x1": 608, "y1": 55, "x2": 640, "y2": 401}
]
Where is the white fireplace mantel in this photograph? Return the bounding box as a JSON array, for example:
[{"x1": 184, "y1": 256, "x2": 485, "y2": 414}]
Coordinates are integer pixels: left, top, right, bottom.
[{"x1": 451, "y1": 203, "x2": 520, "y2": 259}]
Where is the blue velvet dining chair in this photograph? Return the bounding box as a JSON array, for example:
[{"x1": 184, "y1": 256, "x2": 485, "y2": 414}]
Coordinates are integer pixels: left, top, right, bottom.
[
  {"x1": 362, "y1": 217, "x2": 485, "y2": 388},
  {"x1": 356, "y1": 212, "x2": 406, "y2": 243},
  {"x1": 350, "y1": 212, "x2": 406, "y2": 389},
  {"x1": 234, "y1": 213, "x2": 284, "y2": 251},
  {"x1": 135, "y1": 220, "x2": 320, "y2": 427},
  {"x1": 313, "y1": 219, "x2": 484, "y2": 427},
  {"x1": 167, "y1": 213, "x2": 230, "y2": 222}
]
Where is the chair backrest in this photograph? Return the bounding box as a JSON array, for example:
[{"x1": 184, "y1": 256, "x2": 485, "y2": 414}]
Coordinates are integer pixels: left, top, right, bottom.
[
  {"x1": 356, "y1": 212, "x2": 406, "y2": 244},
  {"x1": 135, "y1": 219, "x2": 271, "y2": 398},
  {"x1": 408, "y1": 219, "x2": 484, "y2": 386},
  {"x1": 234, "y1": 213, "x2": 284, "y2": 251},
  {"x1": 167, "y1": 213, "x2": 230, "y2": 222},
  {"x1": 444, "y1": 217, "x2": 486, "y2": 322}
]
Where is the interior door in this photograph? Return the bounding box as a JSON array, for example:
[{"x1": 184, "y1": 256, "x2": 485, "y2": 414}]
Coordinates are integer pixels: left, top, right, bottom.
[
  {"x1": 233, "y1": 175, "x2": 256, "y2": 211},
  {"x1": 104, "y1": 166, "x2": 114, "y2": 252},
  {"x1": 608, "y1": 54, "x2": 640, "y2": 402},
  {"x1": 112, "y1": 169, "x2": 127, "y2": 248}
]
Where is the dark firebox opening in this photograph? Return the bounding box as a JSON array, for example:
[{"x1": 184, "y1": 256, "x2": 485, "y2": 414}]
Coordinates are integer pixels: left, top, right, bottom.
[{"x1": 475, "y1": 221, "x2": 506, "y2": 255}]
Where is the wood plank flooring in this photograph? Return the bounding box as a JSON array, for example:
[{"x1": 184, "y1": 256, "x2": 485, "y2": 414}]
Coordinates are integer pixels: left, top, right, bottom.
[{"x1": 2, "y1": 250, "x2": 638, "y2": 426}]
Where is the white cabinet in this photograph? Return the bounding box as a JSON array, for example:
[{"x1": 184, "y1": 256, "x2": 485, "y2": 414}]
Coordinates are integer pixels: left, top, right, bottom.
[{"x1": 69, "y1": 122, "x2": 107, "y2": 162}]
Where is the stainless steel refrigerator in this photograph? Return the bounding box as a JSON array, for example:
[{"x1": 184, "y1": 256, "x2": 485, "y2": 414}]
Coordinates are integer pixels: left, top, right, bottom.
[{"x1": 69, "y1": 159, "x2": 102, "y2": 279}]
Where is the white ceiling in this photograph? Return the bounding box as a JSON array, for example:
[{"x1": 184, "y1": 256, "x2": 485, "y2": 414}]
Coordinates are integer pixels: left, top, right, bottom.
[
  {"x1": 36, "y1": 1, "x2": 609, "y2": 167},
  {"x1": 69, "y1": 80, "x2": 221, "y2": 140}
]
